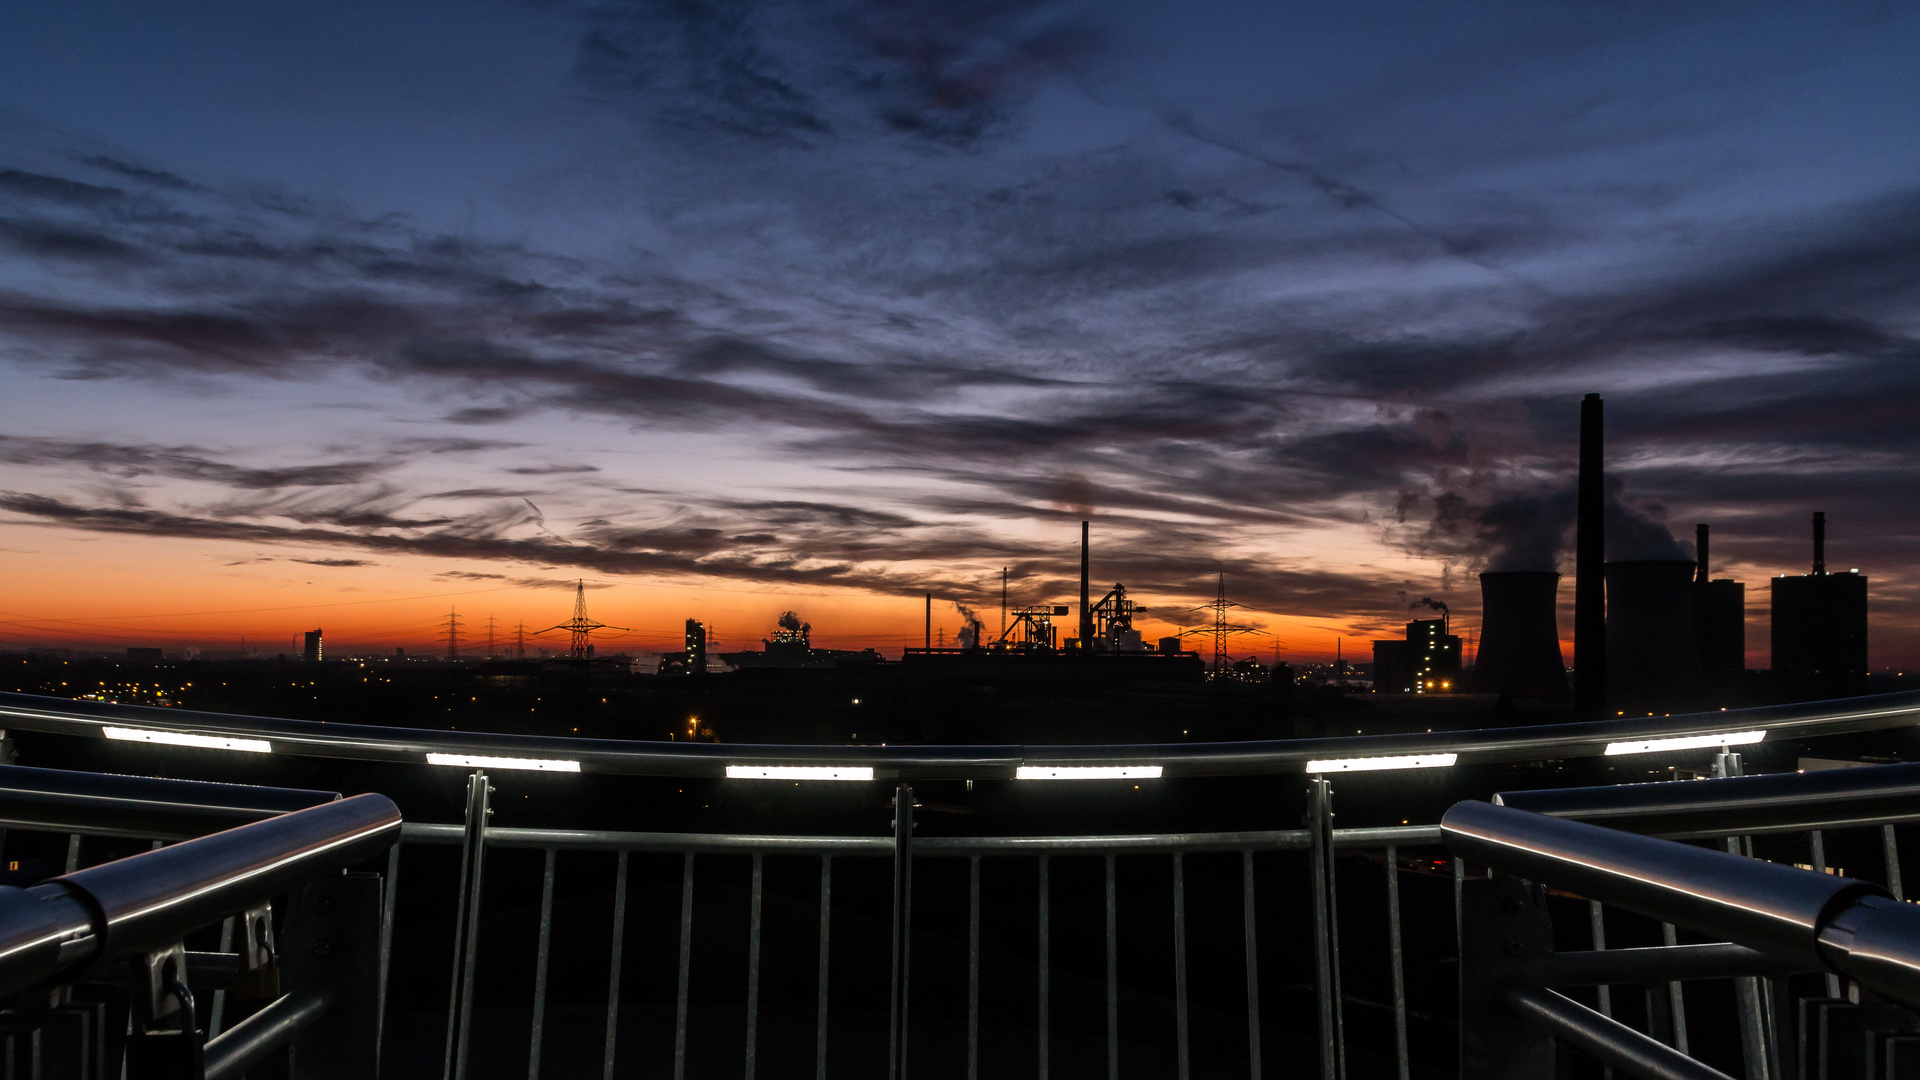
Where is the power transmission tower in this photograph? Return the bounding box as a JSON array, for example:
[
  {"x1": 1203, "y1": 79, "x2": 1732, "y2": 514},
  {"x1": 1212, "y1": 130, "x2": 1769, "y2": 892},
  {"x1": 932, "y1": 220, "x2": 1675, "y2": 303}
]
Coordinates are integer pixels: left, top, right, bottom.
[
  {"x1": 515, "y1": 622, "x2": 527, "y2": 660},
  {"x1": 485, "y1": 614, "x2": 497, "y2": 660},
  {"x1": 1180, "y1": 573, "x2": 1261, "y2": 675},
  {"x1": 539, "y1": 580, "x2": 628, "y2": 666},
  {"x1": 444, "y1": 607, "x2": 464, "y2": 661}
]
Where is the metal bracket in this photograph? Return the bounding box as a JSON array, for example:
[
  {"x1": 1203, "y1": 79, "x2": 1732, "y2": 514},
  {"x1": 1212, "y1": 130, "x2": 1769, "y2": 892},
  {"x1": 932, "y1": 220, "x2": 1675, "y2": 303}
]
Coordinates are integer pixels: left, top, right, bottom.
[
  {"x1": 1459, "y1": 875, "x2": 1555, "y2": 1079},
  {"x1": 233, "y1": 903, "x2": 279, "y2": 998},
  {"x1": 130, "y1": 943, "x2": 191, "y2": 1028}
]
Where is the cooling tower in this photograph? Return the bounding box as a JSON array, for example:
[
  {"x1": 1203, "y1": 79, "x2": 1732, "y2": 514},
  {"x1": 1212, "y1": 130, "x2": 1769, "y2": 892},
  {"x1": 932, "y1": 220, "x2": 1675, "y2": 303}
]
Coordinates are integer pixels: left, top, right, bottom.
[
  {"x1": 1605, "y1": 559, "x2": 1701, "y2": 714},
  {"x1": 1473, "y1": 572, "x2": 1569, "y2": 703}
]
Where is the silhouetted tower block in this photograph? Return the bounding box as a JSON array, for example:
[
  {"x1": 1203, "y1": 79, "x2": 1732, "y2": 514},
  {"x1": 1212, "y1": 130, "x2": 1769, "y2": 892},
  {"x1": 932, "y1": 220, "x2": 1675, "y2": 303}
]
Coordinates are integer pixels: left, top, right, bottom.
[
  {"x1": 1372, "y1": 618, "x2": 1462, "y2": 693},
  {"x1": 1606, "y1": 559, "x2": 1702, "y2": 714},
  {"x1": 1692, "y1": 525, "x2": 1746, "y2": 678},
  {"x1": 1574, "y1": 393, "x2": 1607, "y2": 718},
  {"x1": 1078, "y1": 520, "x2": 1093, "y2": 648},
  {"x1": 1472, "y1": 572, "x2": 1569, "y2": 704},
  {"x1": 684, "y1": 619, "x2": 708, "y2": 676},
  {"x1": 302, "y1": 629, "x2": 322, "y2": 664},
  {"x1": 1772, "y1": 512, "x2": 1868, "y2": 699}
]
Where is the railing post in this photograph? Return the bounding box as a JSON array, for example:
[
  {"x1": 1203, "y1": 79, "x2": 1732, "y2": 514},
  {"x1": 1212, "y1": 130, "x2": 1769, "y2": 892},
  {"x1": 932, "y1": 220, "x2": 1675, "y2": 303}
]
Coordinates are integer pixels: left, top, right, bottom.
[
  {"x1": 282, "y1": 873, "x2": 383, "y2": 1080},
  {"x1": 1715, "y1": 750, "x2": 1773, "y2": 1080},
  {"x1": 442, "y1": 771, "x2": 490, "y2": 1080},
  {"x1": 889, "y1": 782, "x2": 913, "y2": 1080},
  {"x1": 1308, "y1": 775, "x2": 1345, "y2": 1080},
  {"x1": 1458, "y1": 875, "x2": 1555, "y2": 1078}
]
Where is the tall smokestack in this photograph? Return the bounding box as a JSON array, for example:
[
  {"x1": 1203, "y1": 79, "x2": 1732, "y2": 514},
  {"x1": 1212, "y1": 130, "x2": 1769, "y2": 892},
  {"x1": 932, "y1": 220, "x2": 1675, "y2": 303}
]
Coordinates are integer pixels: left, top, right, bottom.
[
  {"x1": 1812, "y1": 511, "x2": 1826, "y2": 575},
  {"x1": 925, "y1": 592, "x2": 931, "y2": 649},
  {"x1": 1079, "y1": 520, "x2": 1093, "y2": 647},
  {"x1": 1574, "y1": 393, "x2": 1607, "y2": 718},
  {"x1": 1695, "y1": 524, "x2": 1709, "y2": 585}
]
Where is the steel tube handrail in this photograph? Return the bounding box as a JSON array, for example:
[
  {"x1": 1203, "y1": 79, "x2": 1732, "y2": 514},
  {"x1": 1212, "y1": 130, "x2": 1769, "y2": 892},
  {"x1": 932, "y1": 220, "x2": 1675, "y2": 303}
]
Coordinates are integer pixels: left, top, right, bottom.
[
  {"x1": 5, "y1": 688, "x2": 1919, "y2": 778},
  {"x1": 1504, "y1": 985, "x2": 1734, "y2": 1080},
  {"x1": 1443, "y1": 801, "x2": 1880, "y2": 968},
  {"x1": 1496, "y1": 761, "x2": 1920, "y2": 839},
  {"x1": 1544, "y1": 943, "x2": 1812, "y2": 986},
  {"x1": 202, "y1": 985, "x2": 332, "y2": 1080},
  {"x1": 0, "y1": 764, "x2": 338, "y2": 840},
  {"x1": 51, "y1": 792, "x2": 400, "y2": 963}
]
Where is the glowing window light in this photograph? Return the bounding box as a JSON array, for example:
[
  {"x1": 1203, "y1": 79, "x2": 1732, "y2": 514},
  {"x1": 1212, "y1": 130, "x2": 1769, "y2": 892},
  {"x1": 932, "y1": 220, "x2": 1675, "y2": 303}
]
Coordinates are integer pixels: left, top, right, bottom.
[
  {"x1": 104, "y1": 727, "x2": 271, "y2": 753},
  {"x1": 1016, "y1": 766, "x2": 1163, "y2": 780},
  {"x1": 1305, "y1": 753, "x2": 1457, "y2": 773},
  {"x1": 1603, "y1": 731, "x2": 1765, "y2": 756},
  {"x1": 726, "y1": 765, "x2": 874, "y2": 781},
  {"x1": 426, "y1": 753, "x2": 581, "y2": 772}
]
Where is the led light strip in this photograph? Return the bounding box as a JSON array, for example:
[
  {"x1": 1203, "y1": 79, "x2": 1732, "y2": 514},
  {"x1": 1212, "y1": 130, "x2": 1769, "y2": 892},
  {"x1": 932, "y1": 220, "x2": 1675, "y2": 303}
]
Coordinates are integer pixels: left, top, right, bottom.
[
  {"x1": 1305, "y1": 753, "x2": 1457, "y2": 774},
  {"x1": 1603, "y1": 731, "x2": 1765, "y2": 756},
  {"x1": 726, "y1": 766, "x2": 874, "y2": 781},
  {"x1": 1016, "y1": 766, "x2": 1163, "y2": 780},
  {"x1": 104, "y1": 726, "x2": 272, "y2": 753},
  {"x1": 426, "y1": 753, "x2": 581, "y2": 772}
]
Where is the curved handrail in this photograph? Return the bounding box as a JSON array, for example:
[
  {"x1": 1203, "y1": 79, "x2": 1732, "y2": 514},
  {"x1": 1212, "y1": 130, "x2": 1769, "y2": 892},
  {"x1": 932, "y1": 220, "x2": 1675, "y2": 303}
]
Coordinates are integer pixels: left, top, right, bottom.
[{"x1": 1, "y1": 688, "x2": 1917, "y2": 779}]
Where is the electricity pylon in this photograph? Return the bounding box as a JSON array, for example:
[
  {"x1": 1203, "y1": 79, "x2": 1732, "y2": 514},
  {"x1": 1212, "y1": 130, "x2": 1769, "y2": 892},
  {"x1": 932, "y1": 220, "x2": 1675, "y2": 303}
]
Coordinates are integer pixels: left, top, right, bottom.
[
  {"x1": 539, "y1": 580, "x2": 628, "y2": 665},
  {"x1": 1180, "y1": 573, "x2": 1262, "y2": 673}
]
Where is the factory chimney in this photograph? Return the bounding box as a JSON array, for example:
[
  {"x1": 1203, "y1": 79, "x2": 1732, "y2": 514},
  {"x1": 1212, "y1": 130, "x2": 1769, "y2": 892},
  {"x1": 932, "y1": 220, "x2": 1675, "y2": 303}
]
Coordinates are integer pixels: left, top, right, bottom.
[
  {"x1": 1695, "y1": 524, "x2": 1709, "y2": 585},
  {"x1": 1574, "y1": 393, "x2": 1607, "y2": 719},
  {"x1": 1472, "y1": 572, "x2": 1570, "y2": 705},
  {"x1": 1079, "y1": 520, "x2": 1093, "y2": 648},
  {"x1": 1812, "y1": 511, "x2": 1826, "y2": 575}
]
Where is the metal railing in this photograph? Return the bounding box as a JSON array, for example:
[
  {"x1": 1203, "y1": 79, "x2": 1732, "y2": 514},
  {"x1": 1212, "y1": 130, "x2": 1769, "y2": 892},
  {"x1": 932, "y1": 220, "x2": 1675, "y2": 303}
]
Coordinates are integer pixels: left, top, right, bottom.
[
  {"x1": 0, "y1": 785, "x2": 399, "y2": 1079},
  {"x1": 1447, "y1": 794, "x2": 1920, "y2": 1080},
  {"x1": 3, "y1": 688, "x2": 1919, "y2": 776},
  {"x1": 2, "y1": 690, "x2": 1920, "y2": 1076}
]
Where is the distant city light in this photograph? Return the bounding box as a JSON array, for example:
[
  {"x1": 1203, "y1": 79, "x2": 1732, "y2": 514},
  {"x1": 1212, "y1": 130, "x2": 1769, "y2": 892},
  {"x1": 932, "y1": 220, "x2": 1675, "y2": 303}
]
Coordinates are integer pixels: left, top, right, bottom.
[
  {"x1": 1603, "y1": 731, "x2": 1765, "y2": 755},
  {"x1": 104, "y1": 726, "x2": 271, "y2": 753},
  {"x1": 426, "y1": 752, "x2": 581, "y2": 772},
  {"x1": 726, "y1": 765, "x2": 874, "y2": 781},
  {"x1": 1305, "y1": 753, "x2": 1457, "y2": 773},
  {"x1": 1016, "y1": 766, "x2": 1163, "y2": 779}
]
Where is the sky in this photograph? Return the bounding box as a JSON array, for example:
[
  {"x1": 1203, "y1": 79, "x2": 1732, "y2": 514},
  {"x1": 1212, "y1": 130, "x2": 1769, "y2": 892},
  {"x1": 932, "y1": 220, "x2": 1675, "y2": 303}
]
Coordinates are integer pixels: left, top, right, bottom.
[{"x1": 1, "y1": 1, "x2": 1918, "y2": 665}]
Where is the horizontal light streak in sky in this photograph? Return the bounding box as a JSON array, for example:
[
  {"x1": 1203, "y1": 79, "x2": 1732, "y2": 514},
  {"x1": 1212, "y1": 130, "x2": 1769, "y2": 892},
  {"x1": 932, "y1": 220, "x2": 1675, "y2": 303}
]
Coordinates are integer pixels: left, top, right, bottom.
[
  {"x1": 1603, "y1": 731, "x2": 1765, "y2": 755},
  {"x1": 426, "y1": 752, "x2": 581, "y2": 772},
  {"x1": 103, "y1": 726, "x2": 272, "y2": 753},
  {"x1": 1305, "y1": 753, "x2": 1457, "y2": 773},
  {"x1": 1016, "y1": 765, "x2": 1163, "y2": 780},
  {"x1": 726, "y1": 765, "x2": 874, "y2": 781}
]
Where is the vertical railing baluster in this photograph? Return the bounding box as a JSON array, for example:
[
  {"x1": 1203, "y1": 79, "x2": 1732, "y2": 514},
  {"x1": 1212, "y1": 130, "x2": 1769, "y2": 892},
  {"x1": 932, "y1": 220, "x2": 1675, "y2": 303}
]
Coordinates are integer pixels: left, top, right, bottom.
[
  {"x1": 208, "y1": 916, "x2": 235, "y2": 1038},
  {"x1": 967, "y1": 855, "x2": 980, "y2": 1080},
  {"x1": 1589, "y1": 900, "x2": 1613, "y2": 1080},
  {"x1": 1661, "y1": 922, "x2": 1688, "y2": 1055},
  {"x1": 1105, "y1": 854, "x2": 1118, "y2": 1080},
  {"x1": 1885, "y1": 823, "x2": 1904, "y2": 901},
  {"x1": 603, "y1": 850, "x2": 629, "y2": 1080},
  {"x1": 817, "y1": 855, "x2": 832, "y2": 1080},
  {"x1": 1173, "y1": 854, "x2": 1190, "y2": 1080},
  {"x1": 378, "y1": 842, "x2": 401, "y2": 1063},
  {"x1": 1385, "y1": 846, "x2": 1408, "y2": 1080},
  {"x1": 528, "y1": 848, "x2": 556, "y2": 1080},
  {"x1": 64, "y1": 833, "x2": 79, "y2": 874},
  {"x1": 890, "y1": 783, "x2": 914, "y2": 1080},
  {"x1": 1715, "y1": 750, "x2": 1771, "y2": 1080},
  {"x1": 1243, "y1": 849, "x2": 1262, "y2": 1080},
  {"x1": 1039, "y1": 855, "x2": 1050, "y2": 1080},
  {"x1": 746, "y1": 852, "x2": 764, "y2": 1080},
  {"x1": 1308, "y1": 780, "x2": 1334, "y2": 1080},
  {"x1": 445, "y1": 772, "x2": 490, "y2": 1080},
  {"x1": 1811, "y1": 830, "x2": 1843, "y2": 997},
  {"x1": 675, "y1": 853, "x2": 695, "y2": 1080}
]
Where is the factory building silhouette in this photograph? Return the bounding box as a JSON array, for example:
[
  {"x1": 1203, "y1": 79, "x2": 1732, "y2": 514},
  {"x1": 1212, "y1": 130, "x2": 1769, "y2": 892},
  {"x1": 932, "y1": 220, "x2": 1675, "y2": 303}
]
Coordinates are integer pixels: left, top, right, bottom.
[{"x1": 1388, "y1": 393, "x2": 1870, "y2": 717}]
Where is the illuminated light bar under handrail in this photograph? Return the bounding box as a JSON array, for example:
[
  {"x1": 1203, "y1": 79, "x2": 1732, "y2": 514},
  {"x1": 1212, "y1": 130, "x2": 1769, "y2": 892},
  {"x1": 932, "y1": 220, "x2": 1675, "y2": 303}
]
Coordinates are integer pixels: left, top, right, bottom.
[
  {"x1": 425, "y1": 753, "x2": 581, "y2": 773},
  {"x1": 1017, "y1": 766, "x2": 1163, "y2": 780},
  {"x1": 1306, "y1": 753, "x2": 1458, "y2": 774},
  {"x1": 103, "y1": 726, "x2": 271, "y2": 754},
  {"x1": 726, "y1": 766, "x2": 874, "y2": 781},
  {"x1": 1603, "y1": 730, "x2": 1765, "y2": 756}
]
